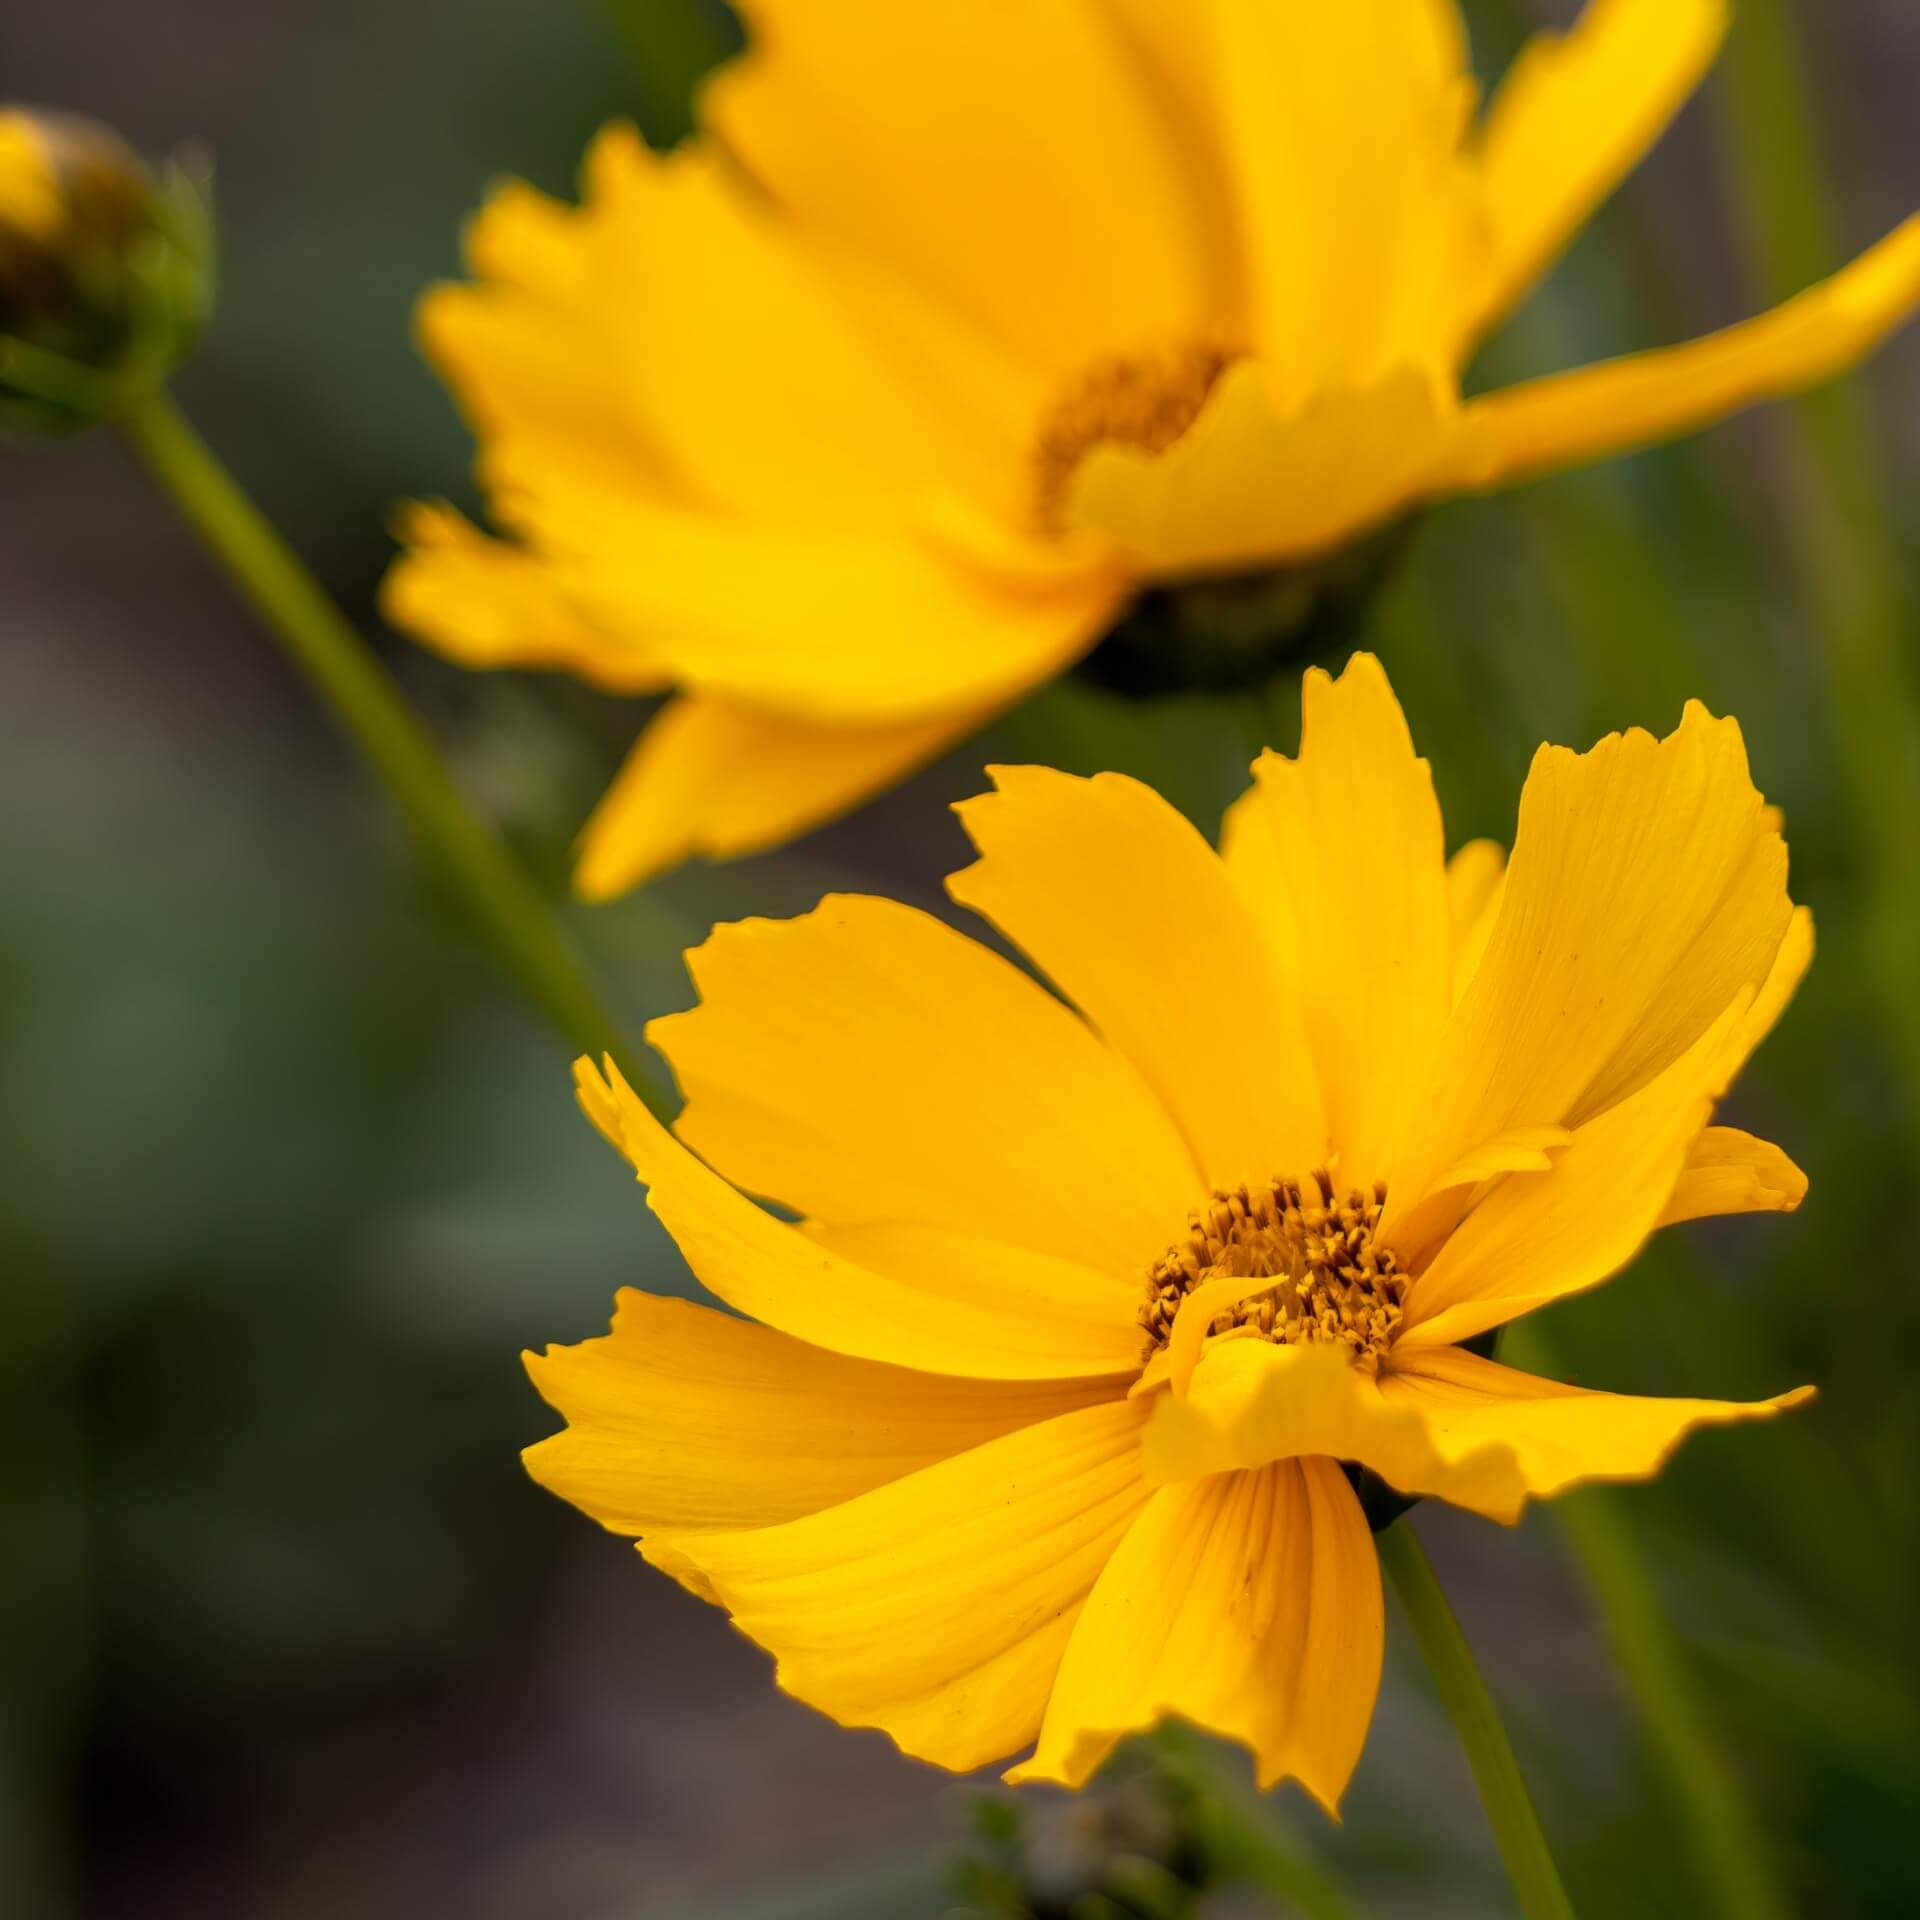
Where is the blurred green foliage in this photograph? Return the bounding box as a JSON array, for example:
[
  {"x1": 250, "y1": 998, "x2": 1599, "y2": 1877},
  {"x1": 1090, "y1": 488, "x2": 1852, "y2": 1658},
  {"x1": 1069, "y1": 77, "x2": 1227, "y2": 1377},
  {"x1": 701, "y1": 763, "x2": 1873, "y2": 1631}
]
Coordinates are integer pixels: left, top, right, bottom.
[{"x1": 2, "y1": 0, "x2": 1917, "y2": 1915}]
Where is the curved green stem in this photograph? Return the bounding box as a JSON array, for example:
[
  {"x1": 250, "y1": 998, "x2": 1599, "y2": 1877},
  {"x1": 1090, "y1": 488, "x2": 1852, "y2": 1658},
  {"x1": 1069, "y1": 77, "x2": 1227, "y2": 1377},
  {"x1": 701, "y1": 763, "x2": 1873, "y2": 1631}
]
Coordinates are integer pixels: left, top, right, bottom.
[
  {"x1": 1377, "y1": 1521, "x2": 1577, "y2": 1920},
  {"x1": 117, "y1": 387, "x2": 665, "y2": 1111}
]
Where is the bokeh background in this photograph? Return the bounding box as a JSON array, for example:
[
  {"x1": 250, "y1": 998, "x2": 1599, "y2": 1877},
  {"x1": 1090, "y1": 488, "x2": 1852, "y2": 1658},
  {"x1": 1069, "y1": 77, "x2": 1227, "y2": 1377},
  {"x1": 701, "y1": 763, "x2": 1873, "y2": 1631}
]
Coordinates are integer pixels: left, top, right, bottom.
[{"x1": 4, "y1": 1, "x2": 1918, "y2": 1914}]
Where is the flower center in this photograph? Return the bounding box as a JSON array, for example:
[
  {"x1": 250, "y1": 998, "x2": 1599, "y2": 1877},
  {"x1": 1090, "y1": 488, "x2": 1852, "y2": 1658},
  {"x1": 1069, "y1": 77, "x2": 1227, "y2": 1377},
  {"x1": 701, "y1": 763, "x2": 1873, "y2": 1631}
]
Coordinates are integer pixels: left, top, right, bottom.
[
  {"x1": 1032, "y1": 342, "x2": 1228, "y2": 533},
  {"x1": 1139, "y1": 1173, "x2": 1405, "y2": 1363}
]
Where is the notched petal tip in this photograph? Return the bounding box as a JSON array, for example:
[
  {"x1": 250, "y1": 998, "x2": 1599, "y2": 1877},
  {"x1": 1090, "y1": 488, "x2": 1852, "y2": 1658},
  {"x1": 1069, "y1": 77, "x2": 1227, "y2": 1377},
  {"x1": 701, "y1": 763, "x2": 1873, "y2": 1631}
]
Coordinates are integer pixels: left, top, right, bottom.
[{"x1": 571, "y1": 1053, "x2": 665, "y2": 1186}]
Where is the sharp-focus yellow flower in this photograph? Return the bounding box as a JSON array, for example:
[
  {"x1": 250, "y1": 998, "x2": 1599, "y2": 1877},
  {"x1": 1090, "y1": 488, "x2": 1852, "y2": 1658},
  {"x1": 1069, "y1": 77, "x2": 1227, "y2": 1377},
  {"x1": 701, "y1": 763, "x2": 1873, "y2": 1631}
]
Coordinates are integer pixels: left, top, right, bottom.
[
  {"x1": 385, "y1": 0, "x2": 1920, "y2": 898},
  {"x1": 527, "y1": 654, "x2": 1812, "y2": 1803}
]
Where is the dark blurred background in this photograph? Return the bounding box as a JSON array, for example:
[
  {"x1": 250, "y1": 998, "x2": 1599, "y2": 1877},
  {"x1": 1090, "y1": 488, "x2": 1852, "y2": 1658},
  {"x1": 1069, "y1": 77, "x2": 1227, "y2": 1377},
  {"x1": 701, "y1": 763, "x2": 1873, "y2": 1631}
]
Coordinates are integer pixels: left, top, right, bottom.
[{"x1": 3, "y1": 1, "x2": 1918, "y2": 1914}]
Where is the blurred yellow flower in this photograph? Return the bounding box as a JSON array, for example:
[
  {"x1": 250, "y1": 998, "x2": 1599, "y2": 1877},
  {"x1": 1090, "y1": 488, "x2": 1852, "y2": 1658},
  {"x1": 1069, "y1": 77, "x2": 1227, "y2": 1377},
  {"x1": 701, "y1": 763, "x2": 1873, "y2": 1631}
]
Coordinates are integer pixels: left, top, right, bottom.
[
  {"x1": 527, "y1": 654, "x2": 1812, "y2": 1802},
  {"x1": 385, "y1": 0, "x2": 1920, "y2": 898}
]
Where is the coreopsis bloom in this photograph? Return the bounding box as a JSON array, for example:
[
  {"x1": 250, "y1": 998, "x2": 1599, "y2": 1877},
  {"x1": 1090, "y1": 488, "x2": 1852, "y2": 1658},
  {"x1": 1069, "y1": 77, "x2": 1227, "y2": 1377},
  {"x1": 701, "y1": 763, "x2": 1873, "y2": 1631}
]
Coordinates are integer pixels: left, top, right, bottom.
[
  {"x1": 385, "y1": 0, "x2": 1920, "y2": 898},
  {"x1": 527, "y1": 654, "x2": 1812, "y2": 1802}
]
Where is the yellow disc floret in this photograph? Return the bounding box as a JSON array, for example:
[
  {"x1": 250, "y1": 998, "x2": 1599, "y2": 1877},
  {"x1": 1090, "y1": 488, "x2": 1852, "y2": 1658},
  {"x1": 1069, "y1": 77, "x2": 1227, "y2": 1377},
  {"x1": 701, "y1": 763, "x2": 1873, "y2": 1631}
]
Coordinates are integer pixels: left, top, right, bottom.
[{"x1": 1141, "y1": 1172, "x2": 1404, "y2": 1362}]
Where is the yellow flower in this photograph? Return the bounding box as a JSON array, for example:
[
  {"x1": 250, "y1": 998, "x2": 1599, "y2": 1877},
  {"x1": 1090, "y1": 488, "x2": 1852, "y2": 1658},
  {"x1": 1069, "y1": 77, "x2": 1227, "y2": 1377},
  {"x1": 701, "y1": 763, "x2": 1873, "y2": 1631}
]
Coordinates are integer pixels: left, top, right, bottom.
[
  {"x1": 385, "y1": 0, "x2": 1920, "y2": 898},
  {"x1": 527, "y1": 653, "x2": 1812, "y2": 1804}
]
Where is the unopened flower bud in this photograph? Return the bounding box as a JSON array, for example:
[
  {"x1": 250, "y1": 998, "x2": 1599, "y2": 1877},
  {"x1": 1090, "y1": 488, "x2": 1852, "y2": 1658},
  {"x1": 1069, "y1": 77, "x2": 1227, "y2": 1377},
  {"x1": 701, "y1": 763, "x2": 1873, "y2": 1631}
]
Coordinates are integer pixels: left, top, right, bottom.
[{"x1": 0, "y1": 106, "x2": 212, "y2": 434}]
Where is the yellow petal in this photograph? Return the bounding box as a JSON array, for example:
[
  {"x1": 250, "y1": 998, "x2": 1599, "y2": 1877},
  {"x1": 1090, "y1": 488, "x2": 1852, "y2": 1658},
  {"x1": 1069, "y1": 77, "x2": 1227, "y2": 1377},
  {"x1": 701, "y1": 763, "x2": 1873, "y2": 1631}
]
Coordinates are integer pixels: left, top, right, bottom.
[
  {"x1": 1657, "y1": 1126, "x2": 1807, "y2": 1229},
  {"x1": 464, "y1": 175, "x2": 595, "y2": 298},
  {"x1": 503, "y1": 481, "x2": 1122, "y2": 726},
  {"x1": 707, "y1": 1, "x2": 1234, "y2": 380},
  {"x1": 950, "y1": 767, "x2": 1326, "y2": 1190},
  {"x1": 524, "y1": 1289, "x2": 1122, "y2": 1534},
  {"x1": 576, "y1": 131, "x2": 1023, "y2": 525},
  {"x1": 1466, "y1": 0, "x2": 1728, "y2": 333},
  {"x1": 643, "y1": 1397, "x2": 1153, "y2": 1774},
  {"x1": 1384, "y1": 1123, "x2": 1575, "y2": 1273},
  {"x1": 1236, "y1": 656, "x2": 1452, "y2": 1180},
  {"x1": 1463, "y1": 216, "x2": 1920, "y2": 488},
  {"x1": 1147, "y1": 1339, "x2": 1523, "y2": 1516},
  {"x1": 802, "y1": 1223, "x2": 1148, "y2": 1379},
  {"x1": 418, "y1": 277, "x2": 662, "y2": 509},
  {"x1": 417, "y1": 172, "x2": 661, "y2": 504},
  {"x1": 1388, "y1": 700, "x2": 1791, "y2": 1225},
  {"x1": 1064, "y1": 360, "x2": 1469, "y2": 578},
  {"x1": 1445, "y1": 838, "x2": 1506, "y2": 1004},
  {"x1": 1145, "y1": 1337, "x2": 1809, "y2": 1525},
  {"x1": 647, "y1": 895, "x2": 1200, "y2": 1277},
  {"x1": 576, "y1": 1057, "x2": 1139, "y2": 1381},
  {"x1": 1164, "y1": 1277, "x2": 1273, "y2": 1397},
  {"x1": 1397, "y1": 998, "x2": 1749, "y2": 1351},
  {"x1": 1426, "y1": 1125, "x2": 1574, "y2": 1196},
  {"x1": 1740, "y1": 904, "x2": 1815, "y2": 1077},
  {"x1": 1376, "y1": 1347, "x2": 1813, "y2": 1518},
  {"x1": 1220, "y1": 780, "x2": 1302, "y2": 980},
  {"x1": 1093, "y1": 0, "x2": 1255, "y2": 327},
  {"x1": 573, "y1": 693, "x2": 987, "y2": 899},
  {"x1": 380, "y1": 502, "x2": 665, "y2": 694},
  {"x1": 1008, "y1": 1458, "x2": 1381, "y2": 1811},
  {"x1": 1203, "y1": 0, "x2": 1480, "y2": 385}
]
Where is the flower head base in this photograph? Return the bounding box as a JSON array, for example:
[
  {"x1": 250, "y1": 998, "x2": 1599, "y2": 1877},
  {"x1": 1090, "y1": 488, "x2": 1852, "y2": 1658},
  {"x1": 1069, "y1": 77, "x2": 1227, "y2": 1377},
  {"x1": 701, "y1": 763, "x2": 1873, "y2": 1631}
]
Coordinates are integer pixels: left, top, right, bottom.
[
  {"x1": 389, "y1": 0, "x2": 1920, "y2": 894},
  {"x1": 526, "y1": 654, "x2": 1815, "y2": 1809},
  {"x1": 0, "y1": 106, "x2": 211, "y2": 435},
  {"x1": 1142, "y1": 1174, "x2": 1403, "y2": 1364}
]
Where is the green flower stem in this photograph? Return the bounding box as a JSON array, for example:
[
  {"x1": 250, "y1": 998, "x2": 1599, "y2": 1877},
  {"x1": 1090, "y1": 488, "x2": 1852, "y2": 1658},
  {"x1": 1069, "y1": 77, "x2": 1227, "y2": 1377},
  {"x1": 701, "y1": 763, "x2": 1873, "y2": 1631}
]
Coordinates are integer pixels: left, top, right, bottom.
[
  {"x1": 118, "y1": 387, "x2": 665, "y2": 1112},
  {"x1": 1376, "y1": 1520, "x2": 1577, "y2": 1920}
]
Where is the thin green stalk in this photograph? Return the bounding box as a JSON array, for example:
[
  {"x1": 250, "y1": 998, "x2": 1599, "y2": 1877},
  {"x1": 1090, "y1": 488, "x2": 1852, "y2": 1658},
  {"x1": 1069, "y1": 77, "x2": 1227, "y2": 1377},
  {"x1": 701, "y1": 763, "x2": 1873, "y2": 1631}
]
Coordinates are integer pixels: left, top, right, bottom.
[
  {"x1": 1377, "y1": 1521, "x2": 1577, "y2": 1920},
  {"x1": 117, "y1": 387, "x2": 665, "y2": 1111}
]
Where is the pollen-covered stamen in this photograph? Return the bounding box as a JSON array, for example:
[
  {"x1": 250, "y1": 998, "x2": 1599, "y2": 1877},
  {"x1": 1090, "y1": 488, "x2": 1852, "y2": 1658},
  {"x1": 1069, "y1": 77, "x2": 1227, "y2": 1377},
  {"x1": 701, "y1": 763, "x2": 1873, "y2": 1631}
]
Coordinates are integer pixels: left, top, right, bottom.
[
  {"x1": 1140, "y1": 1172, "x2": 1404, "y2": 1362},
  {"x1": 1032, "y1": 342, "x2": 1228, "y2": 534}
]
